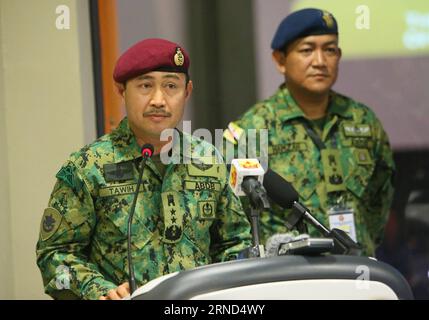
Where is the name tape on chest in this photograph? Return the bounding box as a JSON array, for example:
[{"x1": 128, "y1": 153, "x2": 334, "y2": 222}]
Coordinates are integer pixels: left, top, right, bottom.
[
  {"x1": 184, "y1": 180, "x2": 221, "y2": 192},
  {"x1": 269, "y1": 142, "x2": 308, "y2": 155}
]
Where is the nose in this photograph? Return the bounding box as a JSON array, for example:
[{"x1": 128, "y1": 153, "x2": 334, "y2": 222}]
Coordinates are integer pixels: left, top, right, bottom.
[
  {"x1": 312, "y1": 49, "x2": 327, "y2": 67},
  {"x1": 150, "y1": 87, "x2": 165, "y2": 108}
]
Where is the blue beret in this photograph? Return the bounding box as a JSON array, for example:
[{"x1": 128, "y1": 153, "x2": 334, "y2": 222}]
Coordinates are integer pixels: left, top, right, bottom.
[
  {"x1": 271, "y1": 8, "x2": 338, "y2": 50},
  {"x1": 113, "y1": 38, "x2": 190, "y2": 83}
]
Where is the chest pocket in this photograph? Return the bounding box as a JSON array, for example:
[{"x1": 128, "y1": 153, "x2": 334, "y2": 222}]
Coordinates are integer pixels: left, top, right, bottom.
[
  {"x1": 95, "y1": 184, "x2": 161, "y2": 250},
  {"x1": 180, "y1": 176, "x2": 222, "y2": 243},
  {"x1": 269, "y1": 141, "x2": 318, "y2": 201}
]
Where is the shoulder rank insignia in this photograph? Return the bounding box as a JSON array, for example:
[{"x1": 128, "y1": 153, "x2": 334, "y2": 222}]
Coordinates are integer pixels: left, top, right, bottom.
[{"x1": 161, "y1": 192, "x2": 183, "y2": 243}]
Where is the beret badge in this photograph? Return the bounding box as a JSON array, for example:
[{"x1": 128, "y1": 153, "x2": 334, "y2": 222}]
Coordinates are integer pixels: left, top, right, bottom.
[
  {"x1": 174, "y1": 47, "x2": 185, "y2": 66},
  {"x1": 322, "y1": 11, "x2": 335, "y2": 29}
]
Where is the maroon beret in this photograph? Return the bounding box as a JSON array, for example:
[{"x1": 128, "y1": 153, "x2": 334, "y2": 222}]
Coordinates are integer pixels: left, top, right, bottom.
[{"x1": 113, "y1": 38, "x2": 190, "y2": 83}]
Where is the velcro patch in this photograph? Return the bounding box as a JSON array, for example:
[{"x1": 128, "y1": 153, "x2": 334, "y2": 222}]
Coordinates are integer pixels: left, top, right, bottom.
[
  {"x1": 342, "y1": 123, "x2": 371, "y2": 137},
  {"x1": 354, "y1": 149, "x2": 372, "y2": 165},
  {"x1": 99, "y1": 183, "x2": 140, "y2": 197},
  {"x1": 184, "y1": 180, "x2": 221, "y2": 192},
  {"x1": 40, "y1": 207, "x2": 63, "y2": 241},
  {"x1": 198, "y1": 200, "x2": 216, "y2": 220},
  {"x1": 161, "y1": 192, "x2": 183, "y2": 243},
  {"x1": 268, "y1": 142, "x2": 307, "y2": 155},
  {"x1": 103, "y1": 162, "x2": 134, "y2": 182}
]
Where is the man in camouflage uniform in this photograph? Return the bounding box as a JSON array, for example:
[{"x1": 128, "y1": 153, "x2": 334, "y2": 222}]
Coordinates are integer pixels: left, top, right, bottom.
[
  {"x1": 36, "y1": 38, "x2": 252, "y2": 300},
  {"x1": 224, "y1": 9, "x2": 395, "y2": 256}
]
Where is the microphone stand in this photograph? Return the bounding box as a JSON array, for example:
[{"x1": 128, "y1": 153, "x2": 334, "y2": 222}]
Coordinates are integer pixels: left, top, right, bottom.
[
  {"x1": 128, "y1": 145, "x2": 153, "y2": 295},
  {"x1": 241, "y1": 178, "x2": 270, "y2": 258},
  {"x1": 286, "y1": 201, "x2": 361, "y2": 255}
]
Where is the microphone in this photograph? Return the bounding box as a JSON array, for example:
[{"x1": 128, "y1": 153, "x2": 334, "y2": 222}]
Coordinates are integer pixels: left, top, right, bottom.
[
  {"x1": 228, "y1": 159, "x2": 269, "y2": 211},
  {"x1": 265, "y1": 233, "x2": 334, "y2": 257},
  {"x1": 263, "y1": 169, "x2": 361, "y2": 255},
  {"x1": 229, "y1": 159, "x2": 269, "y2": 257},
  {"x1": 128, "y1": 143, "x2": 154, "y2": 294},
  {"x1": 265, "y1": 233, "x2": 295, "y2": 257}
]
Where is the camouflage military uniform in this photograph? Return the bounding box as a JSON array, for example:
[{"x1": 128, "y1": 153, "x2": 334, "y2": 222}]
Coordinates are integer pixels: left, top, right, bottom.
[
  {"x1": 36, "y1": 118, "x2": 252, "y2": 300},
  {"x1": 226, "y1": 86, "x2": 395, "y2": 256}
]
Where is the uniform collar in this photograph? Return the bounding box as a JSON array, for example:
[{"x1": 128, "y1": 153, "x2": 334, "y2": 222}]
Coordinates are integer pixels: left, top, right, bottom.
[
  {"x1": 110, "y1": 118, "x2": 214, "y2": 166},
  {"x1": 327, "y1": 91, "x2": 354, "y2": 120},
  {"x1": 275, "y1": 84, "x2": 353, "y2": 122},
  {"x1": 110, "y1": 117, "x2": 142, "y2": 163}
]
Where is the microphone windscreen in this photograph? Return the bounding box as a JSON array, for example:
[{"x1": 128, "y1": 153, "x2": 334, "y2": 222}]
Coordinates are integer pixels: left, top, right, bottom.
[
  {"x1": 265, "y1": 233, "x2": 295, "y2": 257},
  {"x1": 141, "y1": 144, "x2": 154, "y2": 158},
  {"x1": 263, "y1": 169, "x2": 299, "y2": 209}
]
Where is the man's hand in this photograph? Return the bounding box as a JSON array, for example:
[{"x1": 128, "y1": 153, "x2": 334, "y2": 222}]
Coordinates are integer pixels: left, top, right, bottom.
[{"x1": 99, "y1": 282, "x2": 130, "y2": 300}]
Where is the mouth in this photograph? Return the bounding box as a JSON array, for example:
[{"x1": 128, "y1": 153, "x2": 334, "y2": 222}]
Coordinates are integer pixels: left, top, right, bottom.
[
  {"x1": 143, "y1": 113, "x2": 171, "y2": 123},
  {"x1": 310, "y1": 74, "x2": 329, "y2": 78}
]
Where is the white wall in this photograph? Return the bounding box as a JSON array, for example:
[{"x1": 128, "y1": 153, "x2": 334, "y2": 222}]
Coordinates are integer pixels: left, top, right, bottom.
[
  {"x1": 0, "y1": 0, "x2": 95, "y2": 299},
  {"x1": 0, "y1": 1, "x2": 13, "y2": 300}
]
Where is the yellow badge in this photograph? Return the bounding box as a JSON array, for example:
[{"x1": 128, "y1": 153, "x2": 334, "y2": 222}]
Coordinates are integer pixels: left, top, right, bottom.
[
  {"x1": 223, "y1": 129, "x2": 237, "y2": 145},
  {"x1": 40, "y1": 207, "x2": 63, "y2": 241},
  {"x1": 322, "y1": 11, "x2": 334, "y2": 29},
  {"x1": 228, "y1": 122, "x2": 244, "y2": 141},
  {"x1": 174, "y1": 47, "x2": 184, "y2": 66}
]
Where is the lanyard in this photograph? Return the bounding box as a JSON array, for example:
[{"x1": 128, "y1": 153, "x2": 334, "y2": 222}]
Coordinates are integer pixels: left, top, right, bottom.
[{"x1": 302, "y1": 122, "x2": 326, "y2": 150}]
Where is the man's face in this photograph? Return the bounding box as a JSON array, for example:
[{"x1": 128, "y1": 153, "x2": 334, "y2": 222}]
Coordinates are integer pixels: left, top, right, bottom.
[
  {"x1": 273, "y1": 34, "x2": 341, "y2": 95},
  {"x1": 119, "y1": 71, "x2": 192, "y2": 140}
]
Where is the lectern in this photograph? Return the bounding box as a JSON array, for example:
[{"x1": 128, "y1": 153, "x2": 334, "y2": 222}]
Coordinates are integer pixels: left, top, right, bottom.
[{"x1": 130, "y1": 255, "x2": 413, "y2": 300}]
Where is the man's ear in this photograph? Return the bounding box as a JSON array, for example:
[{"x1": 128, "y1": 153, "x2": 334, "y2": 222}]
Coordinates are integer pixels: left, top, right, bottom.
[
  {"x1": 185, "y1": 80, "x2": 193, "y2": 99},
  {"x1": 338, "y1": 47, "x2": 342, "y2": 60},
  {"x1": 272, "y1": 50, "x2": 287, "y2": 75},
  {"x1": 115, "y1": 82, "x2": 126, "y2": 98}
]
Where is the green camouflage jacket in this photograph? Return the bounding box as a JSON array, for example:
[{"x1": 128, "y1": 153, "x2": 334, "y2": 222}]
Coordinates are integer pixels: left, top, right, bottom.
[
  {"x1": 36, "y1": 118, "x2": 251, "y2": 300},
  {"x1": 225, "y1": 86, "x2": 395, "y2": 256}
]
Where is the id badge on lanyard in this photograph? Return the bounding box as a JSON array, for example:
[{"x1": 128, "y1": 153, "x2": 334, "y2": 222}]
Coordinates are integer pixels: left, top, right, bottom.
[{"x1": 328, "y1": 207, "x2": 357, "y2": 242}]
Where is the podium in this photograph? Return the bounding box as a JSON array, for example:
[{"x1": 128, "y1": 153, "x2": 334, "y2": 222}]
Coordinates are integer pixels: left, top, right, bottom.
[{"x1": 130, "y1": 255, "x2": 413, "y2": 300}]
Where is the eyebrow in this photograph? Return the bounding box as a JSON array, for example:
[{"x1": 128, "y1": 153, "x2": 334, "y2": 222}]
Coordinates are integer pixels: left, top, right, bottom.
[
  {"x1": 300, "y1": 40, "x2": 338, "y2": 46},
  {"x1": 135, "y1": 73, "x2": 181, "y2": 81},
  {"x1": 135, "y1": 75, "x2": 154, "y2": 81},
  {"x1": 161, "y1": 73, "x2": 181, "y2": 80}
]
